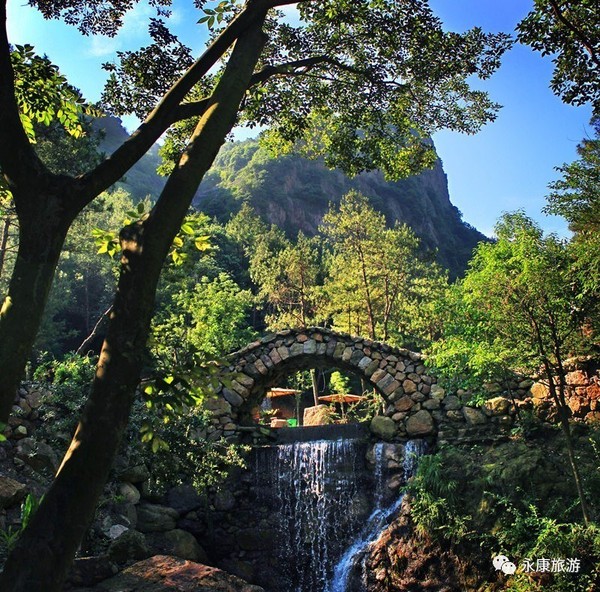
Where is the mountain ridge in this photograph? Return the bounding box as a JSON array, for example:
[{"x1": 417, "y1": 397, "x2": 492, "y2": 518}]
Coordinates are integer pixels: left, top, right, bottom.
[{"x1": 94, "y1": 116, "x2": 486, "y2": 276}]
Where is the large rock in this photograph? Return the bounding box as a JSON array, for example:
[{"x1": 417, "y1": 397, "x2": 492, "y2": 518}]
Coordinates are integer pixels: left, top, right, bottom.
[
  {"x1": 68, "y1": 556, "x2": 119, "y2": 588},
  {"x1": 108, "y1": 530, "x2": 151, "y2": 565},
  {"x1": 530, "y1": 382, "x2": 549, "y2": 400},
  {"x1": 147, "y1": 529, "x2": 208, "y2": 563},
  {"x1": 483, "y1": 397, "x2": 510, "y2": 417},
  {"x1": 166, "y1": 484, "x2": 203, "y2": 515},
  {"x1": 463, "y1": 407, "x2": 488, "y2": 425},
  {"x1": 303, "y1": 405, "x2": 332, "y2": 426},
  {"x1": 0, "y1": 476, "x2": 27, "y2": 509},
  {"x1": 118, "y1": 464, "x2": 150, "y2": 484},
  {"x1": 118, "y1": 482, "x2": 141, "y2": 505},
  {"x1": 94, "y1": 555, "x2": 265, "y2": 591},
  {"x1": 405, "y1": 410, "x2": 435, "y2": 436},
  {"x1": 369, "y1": 416, "x2": 397, "y2": 440},
  {"x1": 137, "y1": 504, "x2": 179, "y2": 533}
]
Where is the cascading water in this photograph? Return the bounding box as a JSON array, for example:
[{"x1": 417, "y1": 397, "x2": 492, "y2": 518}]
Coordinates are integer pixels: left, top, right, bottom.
[
  {"x1": 255, "y1": 438, "x2": 368, "y2": 592},
  {"x1": 326, "y1": 439, "x2": 427, "y2": 592},
  {"x1": 253, "y1": 437, "x2": 425, "y2": 592}
]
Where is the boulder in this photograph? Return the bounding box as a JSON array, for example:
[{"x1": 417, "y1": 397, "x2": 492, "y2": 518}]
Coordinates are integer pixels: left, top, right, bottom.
[
  {"x1": 93, "y1": 556, "x2": 265, "y2": 591},
  {"x1": 369, "y1": 416, "x2": 397, "y2": 441},
  {"x1": 402, "y1": 379, "x2": 417, "y2": 395},
  {"x1": 422, "y1": 398, "x2": 440, "y2": 410},
  {"x1": 214, "y1": 489, "x2": 236, "y2": 512},
  {"x1": 108, "y1": 530, "x2": 151, "y2": 565},
  {"x1": 137, "y1": 504, "x2": 179, "y2": 533},
  {"x1": 429, "y1": 384, "x2": 445, "y2": 400},
  {"x1": 463, "y1": 407, "x2": 488, "y2": 425},
  {"x1": 166, "y1": 484, "x2": 203, "y2": 515},
  {"x1": 303, "y1": 405, "x2": 332, "y2": 426},
  {"x1": 483, "y1": 397, "x2": 510, "y2": 417},
  {"x1": 530, "y1": 382, "x2": 549, "y2": 400},
  {"x1": 405, "y1": 410, "x2": 435, "y2": 436},
  {"x1": 68, "y1": 556, "x2": 118, "y2": 588},
  {"x1": 442, "y1": 395, "x2": 461, "y2": 410},
  {"x1": 218, "y1": 559, "x2": 256, "y2": 585},
  {"x1": 118, "y1": 482, "x2": 141, "y2": 505},
  {"x1": 394, "y1": 396, "x2": 414, "y2": 412},
  {"x1": 118, "y1": 464, "x2": 150, "y2": 484},
  {"x1": 147, "y1": 529, "x2": 208, "y2": 563},
  {"x1": 0, "y1": 476, "x2": 26, "y2": 509},
  {"x1": 15, "y1": 437, "x2": 59, "y2": 473}
]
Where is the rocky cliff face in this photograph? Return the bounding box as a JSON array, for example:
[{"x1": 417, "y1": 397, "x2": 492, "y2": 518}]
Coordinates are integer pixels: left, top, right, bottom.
[
  {"x1": 195, "y1": 140, "x2": 486, "y2": 276},
  {"x1": 92, "y1": 118, "x2": 485, "y2": 276}
]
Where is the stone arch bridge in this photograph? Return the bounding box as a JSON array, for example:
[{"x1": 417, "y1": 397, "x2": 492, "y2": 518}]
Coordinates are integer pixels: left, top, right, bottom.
[{"x1": 204, "y1": 327, "x2": 516, "y2": 444}]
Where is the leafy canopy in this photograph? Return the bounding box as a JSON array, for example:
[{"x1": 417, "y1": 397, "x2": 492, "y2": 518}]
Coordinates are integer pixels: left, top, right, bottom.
[
  {"x1": 517, "y1": 0, "x2": 600, "y2": 112},
  {"x1": 97, "y1": 0, "x2": 512, "y2": 181},
  {"x1": 430, "y1": 212, "x2": 596, "y2": 388}
]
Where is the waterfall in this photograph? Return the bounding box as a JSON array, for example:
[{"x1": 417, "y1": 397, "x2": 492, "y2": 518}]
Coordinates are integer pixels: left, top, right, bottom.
[
  {"x1": 326, "y1": 439, "x2": 426, "y2": 592},
  {"x1": 255, "y1": 438, "x2": 367, "y2": 592},
  {"x1": 253, "y1": 438, "x2": 425, "y2": 592}
]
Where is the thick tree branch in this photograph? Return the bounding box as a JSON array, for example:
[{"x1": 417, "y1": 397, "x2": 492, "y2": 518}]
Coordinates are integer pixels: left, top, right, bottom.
[
  {"x1": 170, "y1": 55, "x2": 379, "y2": 124},
  {"x1": 0, "y1": 0, "x2": 48, "y2": 190},
  {"x1": 75, "y1": 0, "x2": 276, "y2": 209},
  {"x1": 169, "y1": 56, "x2": 330, "y2": 123},
  {"x1": 548, "y1": 0, "x2": 600, "y2": 67}
]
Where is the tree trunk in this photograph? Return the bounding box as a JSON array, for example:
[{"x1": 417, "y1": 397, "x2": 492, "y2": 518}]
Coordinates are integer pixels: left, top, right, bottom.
[
  {"x1": 545, "y1": 361, "x2": 590, "y2": 525},
  {"x1": 0, "y1": 209, "x2": 71, "y2": 421},
  {"x1": 0, "y1": 22, "x2": 266, "y2": 592},
  {"x1": 311, "y1": 368, "x2": 319, "y2": 406}
]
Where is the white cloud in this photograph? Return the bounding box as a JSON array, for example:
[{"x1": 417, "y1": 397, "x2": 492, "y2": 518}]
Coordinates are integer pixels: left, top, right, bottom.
[{"x1": 88, "y1": 36, "x2": 121, "y2": 57}]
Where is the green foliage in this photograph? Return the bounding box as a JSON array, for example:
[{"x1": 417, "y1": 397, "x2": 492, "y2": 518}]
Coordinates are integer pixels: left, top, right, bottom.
[
  {"x1": 35, "y1": 190, "x2": 136, "y2": 356},
  {"x1": 153, "y1": 272, "x2": 256, "y2": 361},
  {"x1": 429, "y1": 211, "x2": 595, "y2": 386},
  {"x1": 517, "y1": 1, "x2": 600, "y2": 112},
  {"x1": 321, "y1": 190, "x2": 445, "y2": 345},
  {"x1": 11, "y1": 44, "x2": 98, "y2": 141},
  {"x1": 0, "y1": 494, "x2": 43, "y2": 563},
  {"x1": 544, "y1": 117, "x2": 600, "y2": 320},
  {"x1": 246, "y1": 2, "x2": 511, "y2": 180},
  {"x1": 346, "y1": 388, "x2": 385, "y2": 423},
  {"x1": 34, "y1": 354, "x2": 96, "y2": 444},
  {"x1": 329, "y1": 371, "x2": 351, "y2": 394},
  {"x1": 102, "y1": 1, "x2": 511, "y2": 178},
  {"x1": 198, "y1": 0, "x2": 237, "y2": 30},
  {"x1": 404, "y1": 452, "x2": 469, "y2": 543},
  {"x1": 254, "y1": 231, "x2": 324, "y2": 330},
  {"x1": 406, "y1": 438, "x2": 600, "y2": 590},
  {"x1": 545, "y1": 117, "x2": 600, "y2": 233}
]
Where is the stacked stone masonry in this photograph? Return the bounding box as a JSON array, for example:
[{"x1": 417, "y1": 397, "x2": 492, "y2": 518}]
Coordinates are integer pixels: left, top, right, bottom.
[{"x1": 206, "y1": 328, "x2": 518, "y2": 445}]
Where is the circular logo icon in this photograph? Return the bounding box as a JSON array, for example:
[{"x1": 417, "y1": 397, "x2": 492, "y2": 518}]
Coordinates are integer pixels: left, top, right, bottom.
[{"x1": 493, "y1": 555, "x2": 510, "y2": 571}]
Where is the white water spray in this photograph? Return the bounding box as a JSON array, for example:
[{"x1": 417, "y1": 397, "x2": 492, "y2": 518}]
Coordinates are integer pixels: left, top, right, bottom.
[{"x1": 326, "y1": 440, "x2": 426, "y2": 592}]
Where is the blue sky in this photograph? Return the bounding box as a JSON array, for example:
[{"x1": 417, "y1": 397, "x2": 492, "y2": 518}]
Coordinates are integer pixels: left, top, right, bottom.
[{"x1": 6, "y1": 0, "x2": 593, "y2": 236}]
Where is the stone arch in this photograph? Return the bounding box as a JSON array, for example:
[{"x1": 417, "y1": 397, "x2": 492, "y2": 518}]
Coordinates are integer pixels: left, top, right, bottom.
[
  {"x1": 214, "y1": 328, "x2": 435, "y2": 431},
  {"x1": 204, "y1": 327, "x2": 518, "y2": 445}
]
